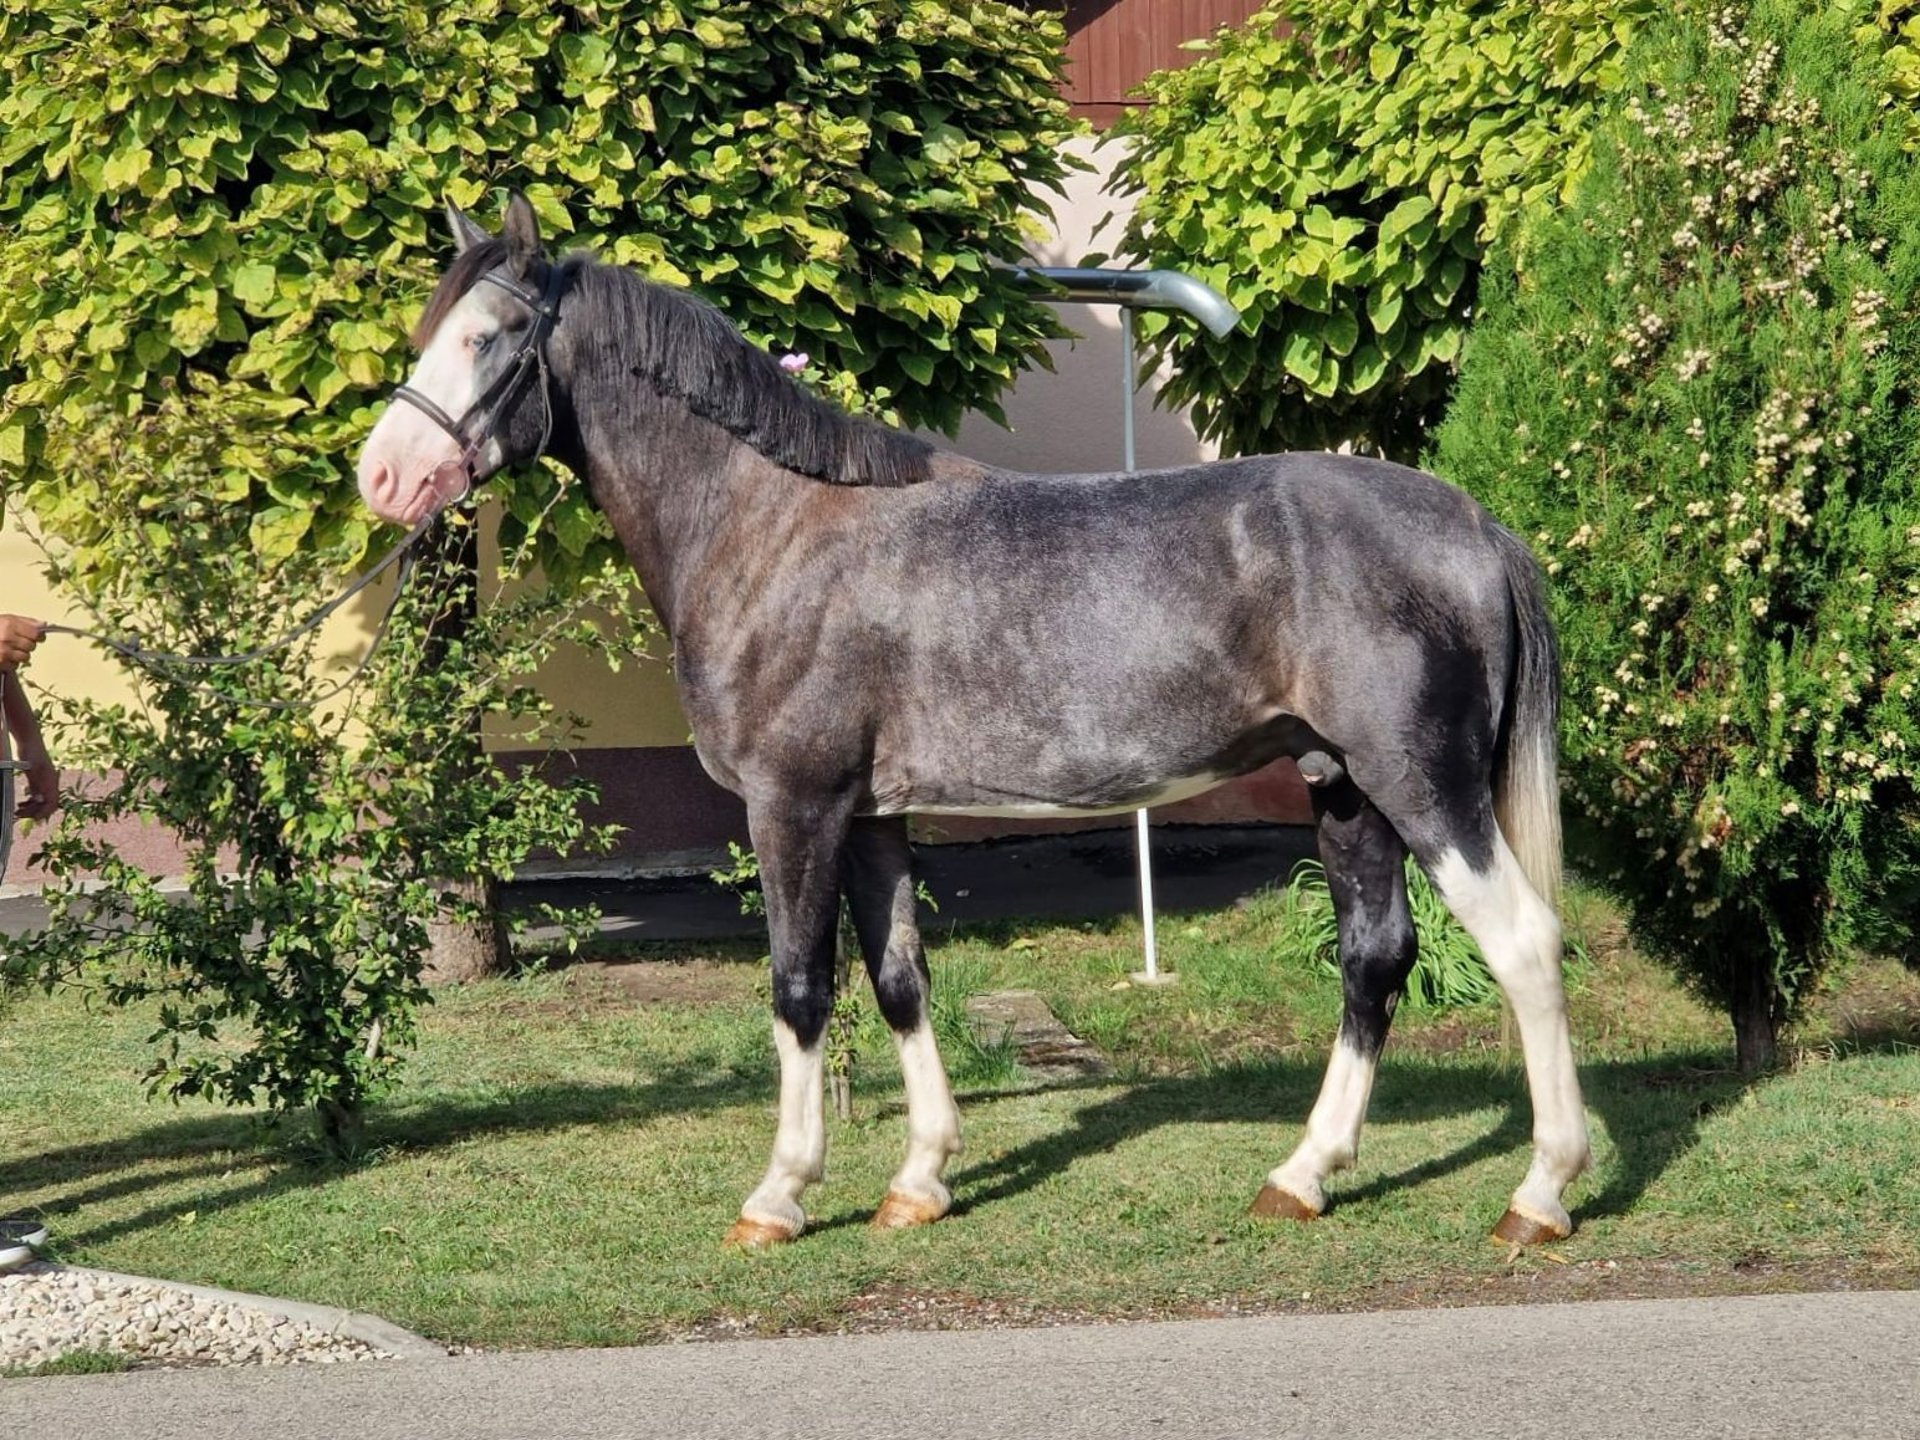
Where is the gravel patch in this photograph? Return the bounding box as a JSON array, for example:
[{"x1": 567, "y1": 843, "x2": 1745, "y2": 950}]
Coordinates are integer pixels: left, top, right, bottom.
[{"x1": 0, "y1": 1263, "x2": 393, "y2": 1372}]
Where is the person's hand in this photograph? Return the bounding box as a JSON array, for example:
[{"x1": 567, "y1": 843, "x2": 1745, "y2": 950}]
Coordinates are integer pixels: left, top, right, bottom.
[
  {"x1": 0, "y1": 615, "x2": 45, "y2": 670},
  {"x1": 15, "y1": 744, "x2": 57, "y2": 821}
]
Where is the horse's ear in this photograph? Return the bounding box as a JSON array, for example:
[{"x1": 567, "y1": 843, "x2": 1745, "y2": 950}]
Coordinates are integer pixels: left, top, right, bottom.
[
  {"x1": 502, "y1": 191, "x2": 542, "y2": 279},
  {"x1": 444, "y1": 199, "x2": 490, "y2": 255}
]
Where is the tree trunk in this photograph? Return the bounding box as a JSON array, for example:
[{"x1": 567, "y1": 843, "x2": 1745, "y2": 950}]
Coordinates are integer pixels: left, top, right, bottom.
[
  {"x1": 315, "y1": 1095, "x2": 366, "y2": 1159},
  {"x1": 425, "y1": 873, "x2": 511, "y2": 985},
  {"x1": 828, "y1": 908, "x2": 858, "y2": 1121},
  {"x1": 416, "y1": 521, "x2": 511, "y2": 987},
  {"x1": 1730, "y1": 951, "x2": 1779, "y2": 1075}
]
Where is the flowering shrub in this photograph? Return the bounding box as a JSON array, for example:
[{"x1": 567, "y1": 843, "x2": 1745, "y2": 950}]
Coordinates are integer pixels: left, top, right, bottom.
[
  {"x1": 6, "y1": 402, "x2": 624, "y2": 1151},
  {"x1": 1432, "y1": 0, "x2": 1920, "y2": 1069}
]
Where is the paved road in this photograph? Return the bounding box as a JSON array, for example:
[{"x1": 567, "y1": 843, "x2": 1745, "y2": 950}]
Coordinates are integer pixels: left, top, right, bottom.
[{"x1": 7, "y1": 1290, "x2": 1917, "y2": 1440}]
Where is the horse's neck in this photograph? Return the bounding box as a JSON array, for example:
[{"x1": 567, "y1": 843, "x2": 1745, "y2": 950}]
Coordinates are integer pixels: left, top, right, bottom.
[{"x1": 571, "y1": 393, "x2": 810, "y2": 638}]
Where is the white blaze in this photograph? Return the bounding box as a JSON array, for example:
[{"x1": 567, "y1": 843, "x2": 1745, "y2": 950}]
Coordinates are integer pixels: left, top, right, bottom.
[{"x1": 356, "y1": 287, "x2": 497, "y2": 525}]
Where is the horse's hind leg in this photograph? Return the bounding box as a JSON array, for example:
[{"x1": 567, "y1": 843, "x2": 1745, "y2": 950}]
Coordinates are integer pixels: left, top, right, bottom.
[
  {"x1": 1254, "y1": 779, "x2": 1418, "y2": 1220},
  {"x1": 1415, "y1": 825, "x2": 1589, "y2": 1241},
  {"x1": 724, "y1": 796, "x2": 849, "y2": 1248},
  {"x1": 843, "y1": 817, "x2": 962, "y2": 1229}
]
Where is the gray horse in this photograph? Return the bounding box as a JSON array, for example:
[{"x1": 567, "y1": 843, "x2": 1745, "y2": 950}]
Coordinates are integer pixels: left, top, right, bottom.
[{"x1": 358, "y1": 196, "x2": 1589, "y2": 1248}]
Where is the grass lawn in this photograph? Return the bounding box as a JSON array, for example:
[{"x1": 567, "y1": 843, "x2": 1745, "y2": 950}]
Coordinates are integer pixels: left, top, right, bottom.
[{"x1": 2, "y1": 884, "x2": 1917, "y2": 1349}]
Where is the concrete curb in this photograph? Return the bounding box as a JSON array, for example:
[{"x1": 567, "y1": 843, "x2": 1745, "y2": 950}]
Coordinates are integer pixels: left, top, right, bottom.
[{"x1": 54, "y1": 1264, "x2": 449, "y2": 1362}]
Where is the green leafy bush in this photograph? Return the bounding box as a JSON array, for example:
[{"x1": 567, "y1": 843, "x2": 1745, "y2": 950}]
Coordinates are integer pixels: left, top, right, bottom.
[
  {"x1": 0, "y1": 0, "x2": 1081, "y2": 579},
  {"x1": 3, "y1": 401, "x2": 622, "y2": 1150},
  {"x1": 1111, "y1": 0, "x2": 1651, "y2": 459},
  {"x1": 1431, "y1": 0, "x2": 1920, "y2": 1070},
  {"x1": 1862, "y1": 0, "x2": 1920, "y2": 131}
]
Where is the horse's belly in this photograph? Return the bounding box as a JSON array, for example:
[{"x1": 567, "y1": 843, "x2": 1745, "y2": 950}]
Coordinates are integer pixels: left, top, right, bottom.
[{"x1": 876, "y1": 770, "x2": 1228, "y2": 820}]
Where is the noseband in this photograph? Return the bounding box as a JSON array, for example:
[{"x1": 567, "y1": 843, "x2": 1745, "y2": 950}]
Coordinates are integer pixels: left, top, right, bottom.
[{"x1": 391, "y1": 263, "x2": 569, "y2": 497}]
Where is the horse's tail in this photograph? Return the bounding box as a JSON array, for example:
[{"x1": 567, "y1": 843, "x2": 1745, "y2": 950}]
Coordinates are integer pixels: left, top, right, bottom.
[{"x1": 1490, "y1": 523, "x2": 1563, "y2": 913}]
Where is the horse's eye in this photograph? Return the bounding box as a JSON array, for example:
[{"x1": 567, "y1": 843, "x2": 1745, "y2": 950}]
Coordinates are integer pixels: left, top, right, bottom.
[{"x1": 467, "y1": 332, "x2": 493, "y2": 354}]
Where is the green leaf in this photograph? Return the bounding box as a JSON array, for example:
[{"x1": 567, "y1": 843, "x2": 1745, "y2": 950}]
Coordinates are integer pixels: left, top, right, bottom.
[
  {"x1": 101, "y1": 145, "x2": 153, "y2": 191},
  {"x1": 1346, "y1": 343, "x2": 1388, "y2": 394},
  {"x1": 1368, "y1": 285, "x2": 1404, "y2": 334},
  {"x1": 551, "y1": 495, "x2": 601, "y2": 557},
  {"x1": 231, "y1": 262, "x2": 277, "y2": 310},
  {"x1": 1281, "y1": 328, "x2": 1323, "y2": 386},
  {"x1": 1321, "y1": 307, "x2": 1359, "y2": 358},
  {"x1": 0, "y1": 420, "x2": 28, "y2": 467},
  {"x1": 1377, "y1": 195, "x2": 1435, "y2": 249}
]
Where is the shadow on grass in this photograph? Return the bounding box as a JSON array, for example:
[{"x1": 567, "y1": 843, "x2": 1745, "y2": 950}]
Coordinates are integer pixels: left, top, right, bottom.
[
  {"x1": 946, "y1": 1049, "x2": 1767, "y2": 1229},
  {"x1": 1, "y1": 1060, "x2": 757, "y2": 1253},
  {"x1": 15, "y1": 1028, "x2": 1915, "y2": 1253}
]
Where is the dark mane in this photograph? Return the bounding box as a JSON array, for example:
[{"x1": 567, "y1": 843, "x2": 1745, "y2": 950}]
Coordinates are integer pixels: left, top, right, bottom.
[
  {"x1": 413, "y1": 240, "x2": 935, "y2": 486},
  {"x1": 570, "y1": 261, "x2": 936, "y2": 488}
]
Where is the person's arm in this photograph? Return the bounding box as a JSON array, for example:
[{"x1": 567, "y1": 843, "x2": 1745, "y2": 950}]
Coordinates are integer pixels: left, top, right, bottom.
[
  {"x1": 2, "y1": 680, "x2": 57, "y2": 820},
  {"x1": 0, "y1": 615, "x2": 58, "y2": 820}
]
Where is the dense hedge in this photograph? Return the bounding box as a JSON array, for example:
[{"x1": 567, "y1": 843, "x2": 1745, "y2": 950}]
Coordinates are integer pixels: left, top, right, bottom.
[
  {"x1": 0, "y1": 0, "x2": 1080, "y2": 580},
  {"x1": 1432, "y1": 0, "x2": 1920, "y2": 1069},
  {"x1": 1111, "y1": 0, "x2": 1651, "y2": 460}
]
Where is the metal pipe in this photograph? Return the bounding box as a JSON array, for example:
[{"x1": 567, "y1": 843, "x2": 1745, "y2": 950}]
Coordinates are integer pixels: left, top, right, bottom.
[
  {"x1": 1118, "y1": 306, "x2": 1159, "y2": 980},
  {"x1": 1002, "y1": 265, "x2": 1241, "y2": 340}
]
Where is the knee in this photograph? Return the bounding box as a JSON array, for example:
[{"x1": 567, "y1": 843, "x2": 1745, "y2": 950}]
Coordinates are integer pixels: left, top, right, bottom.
[
  {"x1": 1339, "y1": 921, "x2": 1419, "y2": 1055},
  {"x1": 869, "y1": 950, "x2": 929, "y2": 1033},
  {"x1": 773, "y1": 971, "x2": 834, "y2": 1049}
]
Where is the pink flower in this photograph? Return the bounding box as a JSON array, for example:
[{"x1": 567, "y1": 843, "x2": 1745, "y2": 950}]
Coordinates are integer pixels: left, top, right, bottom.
[{"x1": 778, "y1": 351, "x2": 809, "y2": 374}]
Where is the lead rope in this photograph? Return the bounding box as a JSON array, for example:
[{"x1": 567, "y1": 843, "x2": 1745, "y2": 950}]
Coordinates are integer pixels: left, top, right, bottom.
[{"x1": 40, "y1": 510, "x2": 443, "y2": 711}]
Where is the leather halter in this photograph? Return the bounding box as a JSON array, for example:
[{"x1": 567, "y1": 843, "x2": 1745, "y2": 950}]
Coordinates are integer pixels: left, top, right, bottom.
[{"x1": 391, "y1": 263, "x2": 568, "y2": 496}]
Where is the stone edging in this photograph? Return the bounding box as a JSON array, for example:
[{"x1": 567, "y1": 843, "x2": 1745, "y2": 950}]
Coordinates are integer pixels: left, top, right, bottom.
[{"x1": 52, "y1": 1265, "x2": 449, "y2": 1362}]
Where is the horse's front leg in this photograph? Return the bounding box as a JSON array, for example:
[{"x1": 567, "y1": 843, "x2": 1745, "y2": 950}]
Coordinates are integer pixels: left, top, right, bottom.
[
  {"x1": 844, "y1": 816, "x2": 962, "y2": 1229},
  {"x1": 724, "y1": 796, "x2": 850, "y2": 1249}
]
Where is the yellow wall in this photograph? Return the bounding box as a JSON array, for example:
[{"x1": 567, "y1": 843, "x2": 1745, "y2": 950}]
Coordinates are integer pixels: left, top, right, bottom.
[
  {"x1": 2, "y1": 503, "x2": 689, "y2": 754},
  {"x1": 1, "y1": 519, "x2": 146, "y2": 713},
  {"x1": 476, "y1": 512, "x2": 690, "y2": 750}
]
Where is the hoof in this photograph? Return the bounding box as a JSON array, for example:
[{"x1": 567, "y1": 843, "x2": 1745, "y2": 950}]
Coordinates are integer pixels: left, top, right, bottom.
[
  {"x1": 1492, "y1": 1206, "x2": 1572, "y2": 1246},
  {"x1": 724, "y1": 1215, "x2": 801, "y2": 1250},
  {"x1": 871, "y1": 1190, "x2": 948, "y2": 1231},
  {"x1": 1249, "y1": 1183, "x2": 1321, "y2": 1222}
]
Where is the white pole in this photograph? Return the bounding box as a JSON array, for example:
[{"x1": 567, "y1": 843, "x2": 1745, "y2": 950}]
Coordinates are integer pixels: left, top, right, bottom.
[{"x1": 1121, "y1": 309, "x2": 1168, "y2": 985}]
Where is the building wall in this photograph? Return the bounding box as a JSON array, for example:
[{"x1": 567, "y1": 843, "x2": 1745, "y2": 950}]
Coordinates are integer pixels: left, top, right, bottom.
[
  {"x1": 1055, "y1": 0, "x2": 1269, "y2": 127},
  {"x1": 935, "y1": 132, "x2": 1224, "y2": 477}
]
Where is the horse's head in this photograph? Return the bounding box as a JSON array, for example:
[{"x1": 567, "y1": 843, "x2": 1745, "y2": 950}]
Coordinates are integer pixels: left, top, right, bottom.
[{"x1": 358, "y1": 193, "x2": 564, "y2": 526}]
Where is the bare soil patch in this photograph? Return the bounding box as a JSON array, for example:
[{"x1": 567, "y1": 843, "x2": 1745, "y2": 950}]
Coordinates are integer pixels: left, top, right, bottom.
[
  {"x1": 668, "y1": 1255, "x2": 1920, "y2": 1343},
  {"x1": 567, "y1": 956, "x2": 763, "y2": 1008}
]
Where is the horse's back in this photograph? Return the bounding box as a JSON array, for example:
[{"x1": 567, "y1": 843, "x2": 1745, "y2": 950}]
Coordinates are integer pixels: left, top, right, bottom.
[
  {"x1": 823, "y1": 450, "x2": 1527, "y2": 817},
  {"x1": 905, "y1": 450, "x2": 1514, "y2": 633}
]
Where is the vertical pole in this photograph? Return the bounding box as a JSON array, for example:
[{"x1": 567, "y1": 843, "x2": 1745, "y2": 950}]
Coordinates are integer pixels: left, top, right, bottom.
[{"x1": 1121, "y1": 307, "x2": 1163, "y2": 984}]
